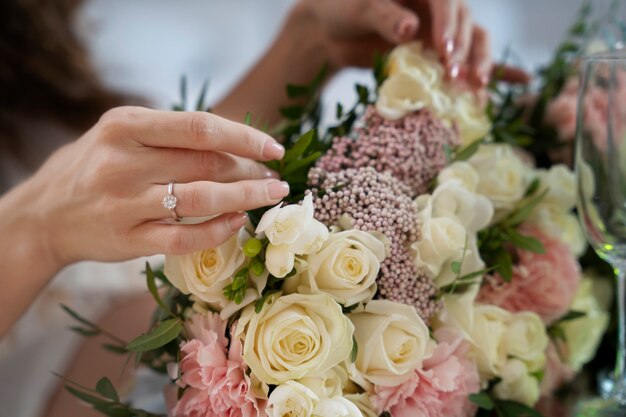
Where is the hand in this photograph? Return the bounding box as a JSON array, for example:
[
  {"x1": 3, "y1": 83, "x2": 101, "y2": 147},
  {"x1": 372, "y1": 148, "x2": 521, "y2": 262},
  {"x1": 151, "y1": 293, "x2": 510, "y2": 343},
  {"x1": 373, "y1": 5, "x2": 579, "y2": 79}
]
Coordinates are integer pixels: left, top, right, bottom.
[
  {"x1": 295, "y1": 0, "x2": 525, "y2": 87},
  {"x1": 25, "y1": 107, "x2": 288, "y2": 266}
]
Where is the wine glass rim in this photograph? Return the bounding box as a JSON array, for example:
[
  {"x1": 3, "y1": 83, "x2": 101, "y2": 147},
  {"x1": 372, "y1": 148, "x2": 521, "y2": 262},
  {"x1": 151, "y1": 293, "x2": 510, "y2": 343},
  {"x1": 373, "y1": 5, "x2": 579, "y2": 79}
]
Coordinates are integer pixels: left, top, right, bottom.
[{"x1": 581, "y1": 49, "x2": 626, "y2": 61}]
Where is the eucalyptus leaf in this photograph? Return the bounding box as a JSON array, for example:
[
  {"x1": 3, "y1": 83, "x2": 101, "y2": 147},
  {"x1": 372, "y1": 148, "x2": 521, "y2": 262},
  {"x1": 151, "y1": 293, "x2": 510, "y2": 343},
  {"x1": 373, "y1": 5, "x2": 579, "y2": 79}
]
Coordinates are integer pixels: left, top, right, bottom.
[
  {"x1": 283, "y1": 130, "x2": 315, "y2": 163},
  {"x1": 454, "y1": 139, "x2": 483, "y2": 162},
  {"x1": 283, "y1": 151, "x2": 322, "y2": 176},
  {"x1": 96, "y1": 377, "x2": 119, "y2": 402},
  {"x1": 469, "y1": 392, "x2": 494, "y2": 410},
  {"x1": 126, "y1": 319, "x2": 183, "y2": 353},
  {"x1": 70, "y1": 326, "x2": 100, "y2": 337},
  {"x1": 286, "y1": 84, "x2": 309, "y2": 98},
  {"x1": 505, "y1": 229, "x2": 545, "y2": 253},
  {"x1": 146, "y1": 262, "x2": 175, "y2": 318},
  {"x1": 495, "y1": 400, "x2": 545, "y2": 417},
  {"x1": 495, "y1": 250, "x2": 513, "y2": 282}
]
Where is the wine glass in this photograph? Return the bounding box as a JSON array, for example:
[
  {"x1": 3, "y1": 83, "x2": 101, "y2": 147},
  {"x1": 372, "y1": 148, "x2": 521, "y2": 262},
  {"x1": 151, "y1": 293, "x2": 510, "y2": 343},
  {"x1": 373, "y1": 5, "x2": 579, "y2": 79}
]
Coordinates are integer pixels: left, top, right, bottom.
[{"x1": 575, "y1": 50, "x2": 626, "y2": 416}]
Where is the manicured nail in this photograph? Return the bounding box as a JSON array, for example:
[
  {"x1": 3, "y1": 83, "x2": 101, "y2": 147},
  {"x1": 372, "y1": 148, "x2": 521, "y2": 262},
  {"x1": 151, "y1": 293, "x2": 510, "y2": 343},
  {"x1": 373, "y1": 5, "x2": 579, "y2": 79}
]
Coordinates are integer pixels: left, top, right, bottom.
[
  {"x1": 445, "y1": 38, "x2": 455, "y2": 56},
  {"x1": 449, "y1": 63, "x2": 460, "y2": 79},
  {"x1": 267, "y1": 180, "x2": 290, "y2": 200},
  {"x1": 228, "y1": 212, "x2": 248, "y2": 231},
  {"x1": 263, "y1": 141, "x2": 285, "y2": 160},
  {"x1": 395, "y1": 18, "x2": 415, "y2": 41}
]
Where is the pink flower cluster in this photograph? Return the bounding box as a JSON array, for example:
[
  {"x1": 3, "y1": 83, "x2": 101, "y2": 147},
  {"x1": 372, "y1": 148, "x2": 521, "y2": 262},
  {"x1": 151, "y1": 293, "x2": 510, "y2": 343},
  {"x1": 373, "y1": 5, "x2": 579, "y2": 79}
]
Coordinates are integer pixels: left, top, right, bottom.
[
  {"x1": 316, "y1": 106, "x2": 459, "y2": 197},
  {"x1": 478, "y1": 226, "x2": 581, "y2": 324},
  {"x1": 171, "y1": 314, "x2": 265, "y2": 417},
  {"x1": 373, "y1": 328, "x2": 480, "y2": 417}
]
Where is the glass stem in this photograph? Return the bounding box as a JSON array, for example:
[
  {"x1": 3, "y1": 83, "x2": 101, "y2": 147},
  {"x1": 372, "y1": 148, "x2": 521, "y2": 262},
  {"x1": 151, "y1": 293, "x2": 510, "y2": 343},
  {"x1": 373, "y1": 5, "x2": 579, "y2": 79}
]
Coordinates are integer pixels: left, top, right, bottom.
[{"x1": 614, "y1": 263, "x2": 626, "y2": 400}]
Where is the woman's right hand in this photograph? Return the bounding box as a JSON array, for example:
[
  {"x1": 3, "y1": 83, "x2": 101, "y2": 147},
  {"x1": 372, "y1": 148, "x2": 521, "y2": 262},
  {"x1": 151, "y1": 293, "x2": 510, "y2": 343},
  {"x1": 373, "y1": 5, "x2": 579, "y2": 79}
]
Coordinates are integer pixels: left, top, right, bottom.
[{"x1": 25, "y1": 106, "x2": 288, "y2": 268}]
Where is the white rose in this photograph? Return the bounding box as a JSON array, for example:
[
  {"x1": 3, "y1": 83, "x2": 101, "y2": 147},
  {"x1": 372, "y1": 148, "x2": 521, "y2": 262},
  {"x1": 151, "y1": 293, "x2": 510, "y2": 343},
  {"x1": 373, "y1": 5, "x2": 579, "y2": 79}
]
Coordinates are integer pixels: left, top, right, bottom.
[
  {"x1": 298, "y1": 365, "x2": 348, "y2": 398},
  {"x1": 376, "y1": 42, "x2": 450, "y2": 120},
  {"x1": 450, "y1": 91, "x2": 491, "y2": 146},
  {"x1": 348, "y1": 300, "x2": 430, "y2": 387},
  {"x1": 313, "y1": 397, "x2": 363, "y2": 417},
  {"x1": 528, "y1": 205, "x2": 586, "y2": 256},
  {"x1": 265, "y1": 243, "x2": 295, "y2": 278},
  {"x1": 256, "y1": 194, "x2": 328, "y2": 254},
  {"x1": 537, "y1": 165, "x2": 576, "y2": 210},
  {"x1": 267, "y1": 381, "x2": 318, "y2": 417},
  {"x1": 435, "y1": 237, "x2": 486, "y2": 288},
  {"x1": 344, "y1": 394, "x2": 377, "y2": 417},
  {"x1": 504, "y1": 312, "x2": 548, "y2": 372},
  {"x1": 236, "y1": 293, "x2": 354, "y2": 384},
  {"x1": 430, "y1": 180, "x2": 494, "y2": 233},
  {"x1": 492, "y1": 359, "x2": 540, "y2": 407},
  {"x1": 560, "y1": 277, "x2": 610, "y2": 371},
  {"x1": 438, "y1": 161, "x2": 480, "y2": 192},
  {"x1": 285, "y1": 229, "x2": 386, "y2": 306},
  {"x1": 164, "y1": 234, "x2": 245, "y2": 310},
  {"x1": 468, "y1": 144, "x2": 530, "y2": 211}
]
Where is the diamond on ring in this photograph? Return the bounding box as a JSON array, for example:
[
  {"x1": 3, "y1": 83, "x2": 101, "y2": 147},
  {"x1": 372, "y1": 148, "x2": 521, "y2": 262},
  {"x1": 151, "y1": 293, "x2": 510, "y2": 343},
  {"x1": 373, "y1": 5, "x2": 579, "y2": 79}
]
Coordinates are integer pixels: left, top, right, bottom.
[{"x1": 163, "y1": 180, "x2": 182, "y2": 222}]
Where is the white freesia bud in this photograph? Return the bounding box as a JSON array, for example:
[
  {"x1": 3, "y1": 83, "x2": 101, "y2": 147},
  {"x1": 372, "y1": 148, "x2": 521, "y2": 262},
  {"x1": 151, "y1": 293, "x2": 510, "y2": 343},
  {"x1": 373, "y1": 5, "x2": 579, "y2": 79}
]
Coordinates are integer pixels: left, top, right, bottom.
[
  {"x1": 293, "y1": 219, "x2": 330, "y2": 255},
  {"x1": 236, "y1": 293, "x2": 354, "y2": 385},
  {"x1": 492, "y1": 359, "x2": 540, "y2": 407},
  {"x1": 265, "y1": 243, "x2": 295, "y2": 278},
  {"x1": 267, "y1": 381, "x2": 318, "y2": 417},
  {"x1": 467, "y1": 144, "x2": 530, "y2": 211},
  {"x1": 504, "y1": 312, "x2": 548, "y2": 373},
  {"x1": 285, "y1": 229, "x2": 386, "y2": 306},
  {"x1": 438, "y1": 161, "x2": 480, "y2": 192},
  {"x1": 537, "y1": 165, "x2": 576, "y2": 210},
  {"x1": 313, "y1": 397, "x2": 364, "y2": 417},
  {"x1": 349, "y1": 300, "x2": 430, "y2": 387}
]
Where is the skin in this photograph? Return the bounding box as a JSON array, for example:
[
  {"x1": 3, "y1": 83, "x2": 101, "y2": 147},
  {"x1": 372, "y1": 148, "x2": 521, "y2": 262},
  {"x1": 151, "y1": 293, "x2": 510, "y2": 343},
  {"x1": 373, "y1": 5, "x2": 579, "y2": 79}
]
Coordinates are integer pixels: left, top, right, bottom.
[{"x1": 32, "y1": 0, "x2": 522, "y2": 415}]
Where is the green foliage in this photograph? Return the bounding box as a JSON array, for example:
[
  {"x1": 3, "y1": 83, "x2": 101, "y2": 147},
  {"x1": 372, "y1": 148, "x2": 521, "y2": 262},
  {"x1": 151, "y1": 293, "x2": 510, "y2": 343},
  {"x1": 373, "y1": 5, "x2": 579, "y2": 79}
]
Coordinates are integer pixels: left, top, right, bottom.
[
  {"x1": 350, "y1": 336, "x2": 358, "y2": 363},
  {"x1": 470, "y1": 385, "x2": 546, "y2": 417},
  {"x1": 126, "y1": 319, "x2": 183, "y2": 353},
  {"x1": 223, "y1": 268, "x2": 250, "y2": 304},
  {"x1": 469, "y1": 392, "x2": 495, "y2": 410},
  {"x1": 243, "y1": 238, "x2": 263, "y2": 258},
  {"x1": 145, "y1": 262, "x2": 176, "y2": 319}
]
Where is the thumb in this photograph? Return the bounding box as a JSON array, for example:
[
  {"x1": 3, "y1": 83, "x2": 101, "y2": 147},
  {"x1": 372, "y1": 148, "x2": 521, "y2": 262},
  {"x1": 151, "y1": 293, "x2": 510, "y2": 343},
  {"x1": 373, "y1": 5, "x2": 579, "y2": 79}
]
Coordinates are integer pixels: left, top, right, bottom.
[{"x1": 365, "y1": 0, "x2": 419, "y2": 44}]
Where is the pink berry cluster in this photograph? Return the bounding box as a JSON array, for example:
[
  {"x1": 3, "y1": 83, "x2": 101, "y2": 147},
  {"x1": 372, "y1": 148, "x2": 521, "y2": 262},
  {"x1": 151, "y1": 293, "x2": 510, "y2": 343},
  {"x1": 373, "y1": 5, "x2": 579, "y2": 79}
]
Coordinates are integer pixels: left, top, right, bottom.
[
  {"x1": 315, "y1": 106, "x2": 459, "y2": 197},
  {"x1": 308, "y1": 167, "x2": 439, "y2": 322}
]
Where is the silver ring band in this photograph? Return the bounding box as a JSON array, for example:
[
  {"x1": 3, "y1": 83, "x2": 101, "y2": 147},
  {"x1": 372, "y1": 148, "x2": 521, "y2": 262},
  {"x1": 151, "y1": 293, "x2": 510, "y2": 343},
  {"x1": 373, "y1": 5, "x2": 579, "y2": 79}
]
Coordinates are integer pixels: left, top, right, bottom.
[{"x1": 162, "y1": 180, "x2": 182, "y2": 222}]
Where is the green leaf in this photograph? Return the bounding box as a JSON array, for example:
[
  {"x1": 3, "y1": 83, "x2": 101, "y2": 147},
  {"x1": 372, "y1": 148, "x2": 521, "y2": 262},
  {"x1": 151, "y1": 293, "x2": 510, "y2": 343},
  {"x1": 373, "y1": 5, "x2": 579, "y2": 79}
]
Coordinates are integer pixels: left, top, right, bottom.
[
  {"x1": 102, "y1": 343, "x2": 127, "y2": 355},
  {"x1": 524, "y1": 178, "x2": 541, "y2": 197},
  {"x1": 355, "y1": 84, "x2": 370, "y2": 104},
  {"x1": 61, "y1": 304, "x2": 97, "y2": 329},
  {"x1": 146, "y1": 262, "x2": 175, "y2": 318},
  {"x1": 255, "y1": 290, "x2": 279, "y2": 313},
  {"x1": 179, "y1": 75, "x2": 187, "y2": 111},
  {"x1": 505, "y1": 189, "x2": 548, "y2": 227},
  {"x1": 548, "y1": 325, "x2": 567, "y2": 342},
  {"x1": 350, "y1": 336, "x2": 358, "y2": 363},
  {"x1": 244, "y1": 112, "x2": 252, "y2": 126},
  {"x1": 96, "y1": 377, "x2": 119, "y2": 402},
  {"x1": 495, "y1": 250, "x2": 513, "y2": 282},
  {"x1": 126, "y1": 319, "x2": 183, "y2": 353},
  {"x1": 283, "y1": 130, "x2": 315, "y2": 163},
  {"x1": 558, "y1": 310, "x2": 587, "y2": 322},
  {"x1": 70, "y1": 326, "x2": 100, "y2": 337},
  {"x1": 195, "y1": 79, "x2": 210, "y2": 111},
  {"x1": 282, "y1": 151, "x2": 322, "y2": 176},
  {"x1": 286, "y1": 84, "x2": 309, "y2": 98},
  {"x1": 65, "y1": 386, "x2": 113, "y2": 408},
  {"x1": 451, "y1": 261, "x2": 462, "y2": 274},
  {"x1": 336, "y1": 103, "x2": 344, "y2": 119},
  {"x1": 454, "y1": 139, "x2": 483, "y2": 162},
  {"x1": 469, "y1": 392, "x2": 494, "y2": 410},
  {"x1": 505, "y1": 229, "x2": 545, "y2": 253},
  {"x1": 280, "y1": 105, "x2": 305, "y2": 120},
  {"x1": 495, "y1": 400, "x2": 545, "y2": 417}
]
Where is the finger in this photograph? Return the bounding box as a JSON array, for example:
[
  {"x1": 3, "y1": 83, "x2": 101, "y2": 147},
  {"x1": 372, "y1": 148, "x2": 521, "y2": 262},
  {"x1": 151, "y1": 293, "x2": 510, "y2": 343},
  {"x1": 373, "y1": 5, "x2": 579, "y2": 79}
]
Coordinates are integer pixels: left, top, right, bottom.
[
  {"x1": 329, "y1": 35, "x2": 394, "y2": 68},
  {"x1": 449, "y1": 5, "x2": 473, "y2": 79},
  {"x1": 430, "y1": 0, "x2": 459, "y2": 62},
  {"x1": 143, "y1": 179, "x2": 290, "y2": 219},
  {"x1": 139, "y1": 212, "x2": 249, "y2": 255},
  {"x1": 491, "y1": 64, "x2": 532, "y2": 85},
  {"x1": 142, "y1": 148, "x2": 278, "y2": 184},
  {"x1": 100, "y1": 107, "x2": 285, "y2": 161},
  {"x1": 467, "y1": 25, "x2": 492, "y2": 87},
  {"x1": 365, "y1": 0, "x2": 419, "y2": 43}
]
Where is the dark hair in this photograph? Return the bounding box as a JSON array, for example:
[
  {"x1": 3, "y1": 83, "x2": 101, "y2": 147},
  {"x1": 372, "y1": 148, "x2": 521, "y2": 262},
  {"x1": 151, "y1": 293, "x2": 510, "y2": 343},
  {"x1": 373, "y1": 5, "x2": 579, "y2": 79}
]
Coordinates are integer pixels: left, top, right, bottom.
[{"x1": 0, "y1": 0, "x2": 131, "y2": 148}]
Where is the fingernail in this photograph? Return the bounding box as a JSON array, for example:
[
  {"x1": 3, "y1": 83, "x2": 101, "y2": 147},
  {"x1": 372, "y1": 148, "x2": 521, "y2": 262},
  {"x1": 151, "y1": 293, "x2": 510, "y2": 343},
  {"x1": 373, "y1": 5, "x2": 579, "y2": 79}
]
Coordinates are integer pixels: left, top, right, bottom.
[
  {"x1": 449, "y1": 63, "x2": 460, "y2": 79},
  {"x1": 263, "y1": 141, "x2": 285, "y2": 160},
  {"x1": 267, "y1": 180, "x2": 290, "y2": 200},
  {"x1": 264, "y1": 169, "x2": 280, "y2": 179},
  {"x1": 445, "y1": 38, "x2": 455, "y2": 56},
  {"x1": 395, "y1": 18, "x2": 415, "y2": 41},
  {"x1": 479, "y1": 73, "x2": 490, "y2": 87},
  {"x1": 228, "y1": 212, "x2": 248, "y2": 232}
]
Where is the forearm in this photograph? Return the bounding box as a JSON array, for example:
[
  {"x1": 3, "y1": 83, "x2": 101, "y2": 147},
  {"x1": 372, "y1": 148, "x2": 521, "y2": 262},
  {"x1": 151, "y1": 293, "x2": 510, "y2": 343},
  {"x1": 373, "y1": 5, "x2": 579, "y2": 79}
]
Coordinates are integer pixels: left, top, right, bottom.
[
  {"x1": 0, "y1": 177, "x2": 62, "y2": 336},
  {"x1": 213, "y1": 3, "x2": 332, "y2": 126}
]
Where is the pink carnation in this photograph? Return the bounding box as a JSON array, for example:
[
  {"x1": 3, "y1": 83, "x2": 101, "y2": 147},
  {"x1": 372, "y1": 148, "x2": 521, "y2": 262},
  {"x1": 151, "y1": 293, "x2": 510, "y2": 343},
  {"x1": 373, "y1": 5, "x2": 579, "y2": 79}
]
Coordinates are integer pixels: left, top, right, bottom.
[
  {"x1": 373, "y1": 328, "x2": 479, "y2": 417},
  {"x1": 171, "y1": 314, "x2": 266, "y2": 417},
  {"x1": 478, "y1": 226, "x2": 581, "y2": 324},
  {"x1": 540, "y1": 341, "x2": 575, "y2": 396}
]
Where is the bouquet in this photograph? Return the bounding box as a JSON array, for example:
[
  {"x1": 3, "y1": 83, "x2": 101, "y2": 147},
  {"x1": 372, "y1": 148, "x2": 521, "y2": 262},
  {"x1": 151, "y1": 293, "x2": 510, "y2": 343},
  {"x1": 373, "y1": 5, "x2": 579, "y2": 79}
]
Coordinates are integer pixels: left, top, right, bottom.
[{"x1": 62, "y1": 4, "x2": 616, "y2": 417}]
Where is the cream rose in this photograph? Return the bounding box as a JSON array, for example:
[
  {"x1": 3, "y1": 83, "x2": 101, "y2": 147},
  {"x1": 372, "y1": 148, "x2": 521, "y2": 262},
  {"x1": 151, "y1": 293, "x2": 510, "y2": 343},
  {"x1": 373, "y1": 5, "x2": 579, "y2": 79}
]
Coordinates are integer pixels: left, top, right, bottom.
[
  {"x1": 430, "y1": 180, "x2": 494, "y2": 233},
  {"x1": 297, "y1": 365, "x2": 349, "y2": 398},
  {"x1": 348, "y1": 300, "x2": 430, "y2": 387},
  {"x1": 559, "y1": 277, "x2": 610, "y2": 371},
  {"x1": 236, "y1": 293, "x2": 354, "y2": 385},
  {"x1": 528, "y1": 205, "x2": 586, "y2": 256},
  {"x1": 503, "y1": 312, "x2": 548, "y2": 372},
  {"x1": 266, "y1": 381, "x2": 318, "y2": 417},
  {"x1": 284, "y1": 229, "x2": 386, "y2": 306},
  {"x1": 492, "y1": 359, "x2": 540, "y2": 407},
  {"x1": 450, "y1": 91, "x2": 492, "y2": 146},
  {"x1": 437, "y1": 161, "x2": 480, "y2": 192},
  {"x1": 376, "y1": 42, "x2": 451, "y2": 120},
  {"x1": 313, "y1": 397, "x2": 363, "y2": 417},
  {"x1": 344, "y1": 394, "x2": 377, "y2": 417},
  {"x1": 537, "y1": 165, "x2": 576, "y2": 210},
  {"x1": 164, "y1": 233, "x2": 245, "y2": 310},
  {"x1": 256, "y1": 194, "x2": 328, "y2": 254},
  {"x1": 467, "y1": 144, "x2": 530, "y2": 211}
]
